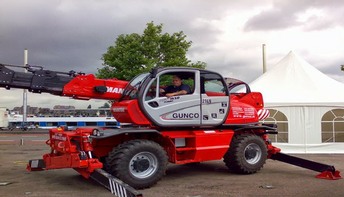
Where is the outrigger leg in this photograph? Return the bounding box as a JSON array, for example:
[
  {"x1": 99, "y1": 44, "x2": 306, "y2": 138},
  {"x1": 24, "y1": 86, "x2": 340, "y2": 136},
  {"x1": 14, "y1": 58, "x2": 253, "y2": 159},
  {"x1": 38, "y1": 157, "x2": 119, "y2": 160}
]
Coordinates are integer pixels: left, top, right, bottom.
[
  {"x1": 90, "y1": 169, "x2": 142, "y2": 197},
  {"x1": 268, "y1": 145, "x2": 341, "y2": 180},
  {"x1": 26, "y1": 127, "x2": 143, "y2": 197},
  {"x1": 27, "y1": 160, "x2": 142, "y2": 197}
]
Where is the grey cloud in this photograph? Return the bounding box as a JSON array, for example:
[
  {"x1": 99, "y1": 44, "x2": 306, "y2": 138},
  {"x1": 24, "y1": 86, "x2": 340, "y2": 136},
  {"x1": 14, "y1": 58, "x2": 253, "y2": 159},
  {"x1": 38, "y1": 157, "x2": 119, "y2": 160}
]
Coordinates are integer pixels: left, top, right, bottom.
[
  {"x1": 203, "y1": 52, "x2": 264, "y2": 83},
  {"x1": 302, "y1": 15, "x2": 335, "y2": 31},
  {"x1": 244, "y1": 0, "x2": 344, "y2": 31},
  {"x1": 0, "y1": 0, "x2": 227, "y2": 73},
  {"x1": 316, "y1": 59, "x2": 344, "y2": 77},
  {"x1": 244, "y1": 9, "x2": 298, "y2": 31},
  {"x1": 1, "y1": 0, "x2": 343, "y2": 109}
]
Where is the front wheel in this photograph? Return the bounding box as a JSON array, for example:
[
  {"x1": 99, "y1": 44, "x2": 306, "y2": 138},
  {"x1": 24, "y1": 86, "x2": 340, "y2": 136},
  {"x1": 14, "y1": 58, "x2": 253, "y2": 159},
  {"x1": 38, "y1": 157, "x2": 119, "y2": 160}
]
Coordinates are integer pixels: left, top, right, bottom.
[
  {"x1": 105, "y1": 140, "x2": 168, "y2": 189},
  {"x1": 223, "y1": 134, "x2": 267, "y2": 174}
]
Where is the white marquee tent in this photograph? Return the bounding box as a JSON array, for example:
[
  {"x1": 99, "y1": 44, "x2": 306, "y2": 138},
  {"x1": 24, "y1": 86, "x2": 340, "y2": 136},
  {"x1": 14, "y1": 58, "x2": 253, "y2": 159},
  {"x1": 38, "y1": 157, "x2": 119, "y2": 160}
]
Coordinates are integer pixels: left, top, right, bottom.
[{"x1": 249, "y1": 51, "x2": 344, "y2": 153}]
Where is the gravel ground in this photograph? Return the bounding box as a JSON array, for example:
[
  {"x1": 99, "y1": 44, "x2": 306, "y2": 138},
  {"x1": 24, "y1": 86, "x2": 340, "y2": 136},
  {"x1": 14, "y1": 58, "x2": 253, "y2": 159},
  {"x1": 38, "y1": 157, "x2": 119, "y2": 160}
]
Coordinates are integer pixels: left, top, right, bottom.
[{"x1": 0, "y1": 138, "x2": 343, "y2": 197}]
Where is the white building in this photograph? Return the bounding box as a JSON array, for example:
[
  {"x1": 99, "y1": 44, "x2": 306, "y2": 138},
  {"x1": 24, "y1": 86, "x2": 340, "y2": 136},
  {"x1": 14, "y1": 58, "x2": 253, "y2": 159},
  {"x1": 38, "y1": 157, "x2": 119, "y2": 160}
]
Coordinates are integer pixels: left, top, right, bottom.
[{"x1": 0, "y1": 107, "x2": 9, "y2": 129}]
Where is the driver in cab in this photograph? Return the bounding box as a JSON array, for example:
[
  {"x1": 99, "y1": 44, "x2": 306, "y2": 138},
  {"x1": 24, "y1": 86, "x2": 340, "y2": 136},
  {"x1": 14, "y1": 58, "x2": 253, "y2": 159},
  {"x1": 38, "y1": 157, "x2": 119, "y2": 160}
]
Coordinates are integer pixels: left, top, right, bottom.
[{"x1": 162, "y1": 75, "x2": 191, "y2": 98}]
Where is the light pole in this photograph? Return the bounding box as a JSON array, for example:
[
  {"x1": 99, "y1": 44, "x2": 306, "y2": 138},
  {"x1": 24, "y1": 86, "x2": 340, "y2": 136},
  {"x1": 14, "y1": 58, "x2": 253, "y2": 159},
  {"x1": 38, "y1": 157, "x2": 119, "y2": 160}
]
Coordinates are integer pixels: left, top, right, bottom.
[
  {"x1": 262, "y1": 44, "x2": 267, "y2": 73},
  {"x1": 22, "y1": 49, "x2": 28, "y2": 129}
]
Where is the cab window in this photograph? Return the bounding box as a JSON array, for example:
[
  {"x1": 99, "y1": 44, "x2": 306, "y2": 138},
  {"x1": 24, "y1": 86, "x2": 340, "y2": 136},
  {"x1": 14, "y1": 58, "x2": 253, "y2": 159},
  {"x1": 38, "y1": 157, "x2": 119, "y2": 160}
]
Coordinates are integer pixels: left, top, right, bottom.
[
  {"x1": 145, "y1": 78, "x2": 158, "y2": 101},
  {"x1": 201, "y1": 72, "x2": 228, "y2": 96},
  {"x1": 158, "y1": 72, "x2": 195, "y2": 97},
  {"x1": 122, "y1": 73, "x2": 150, "y2": 100}
]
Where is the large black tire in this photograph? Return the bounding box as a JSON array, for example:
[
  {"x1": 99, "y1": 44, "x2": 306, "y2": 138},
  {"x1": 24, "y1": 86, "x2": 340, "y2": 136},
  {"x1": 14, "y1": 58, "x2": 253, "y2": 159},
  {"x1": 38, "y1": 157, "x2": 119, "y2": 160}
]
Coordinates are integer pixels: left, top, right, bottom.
[
  {"x1": 223, "y1": 134, "x2": 267, "y2": 174},
  {"x1": 105, "y1": 140, "x2": 168, "y2": 189}
]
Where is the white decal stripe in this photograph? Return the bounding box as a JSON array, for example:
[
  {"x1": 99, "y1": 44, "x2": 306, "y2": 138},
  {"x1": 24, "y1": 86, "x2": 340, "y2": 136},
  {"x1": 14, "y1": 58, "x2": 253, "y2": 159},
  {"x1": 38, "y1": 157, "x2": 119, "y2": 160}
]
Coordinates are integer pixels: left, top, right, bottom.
[
  {"x1": 109, "y1": 179, "x2": 114, "y2": 194},
  {"x1": 258, "y1": 111, "x2": 262, "y2": 119},
  {"x1": 258, "y1": 109, "x2": 270, "y2": 120},
  {"x1": 121, "y1": 185, "x2": 127, "y2": 197},
  {"x1": 106, "y1": 173, "x2": 131, "y2": 197},
  {"x1": 118, "y1": 183, "x2": 123, "y2": 197},
  {"x1": 263, "y1": 110, "x2": 270, "y2": 119},
  {"x1": 116, "y1": 183, "x2": 121, "y2": 197},
  {"x1": 111, "y1": 179, "x2": 116, "y2": 195}
]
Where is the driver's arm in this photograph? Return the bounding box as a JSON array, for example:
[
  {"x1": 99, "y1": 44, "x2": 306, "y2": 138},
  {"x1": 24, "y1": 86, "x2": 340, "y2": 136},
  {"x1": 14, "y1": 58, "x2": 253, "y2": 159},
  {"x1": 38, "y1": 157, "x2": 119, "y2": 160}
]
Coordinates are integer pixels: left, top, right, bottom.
[{"x1": 166, "y1": 90, "x2": 188, "y2": 97}]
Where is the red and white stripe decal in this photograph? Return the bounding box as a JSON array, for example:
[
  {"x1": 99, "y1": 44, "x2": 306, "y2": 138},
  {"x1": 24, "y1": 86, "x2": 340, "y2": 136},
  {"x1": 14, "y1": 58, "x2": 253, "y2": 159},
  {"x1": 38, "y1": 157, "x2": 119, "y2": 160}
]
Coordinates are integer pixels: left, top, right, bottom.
[{"x1": 258, "y1": 109, "x2": 270, "y2": 120}]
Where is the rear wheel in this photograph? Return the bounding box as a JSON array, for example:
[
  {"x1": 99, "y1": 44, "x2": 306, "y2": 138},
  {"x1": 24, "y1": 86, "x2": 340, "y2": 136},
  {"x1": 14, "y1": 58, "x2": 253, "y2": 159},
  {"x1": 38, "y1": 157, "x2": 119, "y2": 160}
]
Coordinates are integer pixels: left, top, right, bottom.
[
  {"x1": 223, "y1": 134, "x2": 267, "y2": 174},
  {"x1": 105, "y1": 140, "x2": 168, "y2": 189}
]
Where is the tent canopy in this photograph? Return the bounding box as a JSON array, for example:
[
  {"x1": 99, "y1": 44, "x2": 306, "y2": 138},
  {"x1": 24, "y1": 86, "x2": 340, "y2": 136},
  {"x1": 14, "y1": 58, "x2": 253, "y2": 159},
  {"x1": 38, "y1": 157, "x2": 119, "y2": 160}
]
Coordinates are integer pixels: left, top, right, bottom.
[{"x1": 249, "y1": 51, "x2": 344, "y2": 106}]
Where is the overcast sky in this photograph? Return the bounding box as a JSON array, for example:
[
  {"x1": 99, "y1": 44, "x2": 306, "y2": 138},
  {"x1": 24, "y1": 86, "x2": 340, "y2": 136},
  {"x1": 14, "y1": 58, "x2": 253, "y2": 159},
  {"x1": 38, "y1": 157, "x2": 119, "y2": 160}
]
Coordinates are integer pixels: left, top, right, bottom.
[{"x1": 1, "y1": 0, "x2": 344, "y2": 110}]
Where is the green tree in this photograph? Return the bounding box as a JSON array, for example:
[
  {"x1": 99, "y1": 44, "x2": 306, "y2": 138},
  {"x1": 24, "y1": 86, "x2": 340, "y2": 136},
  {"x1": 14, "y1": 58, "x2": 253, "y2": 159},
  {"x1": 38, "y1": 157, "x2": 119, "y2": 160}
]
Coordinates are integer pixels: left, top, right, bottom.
[{"x1": 97, "y1": 22, "x2": 206, "y2": 80}]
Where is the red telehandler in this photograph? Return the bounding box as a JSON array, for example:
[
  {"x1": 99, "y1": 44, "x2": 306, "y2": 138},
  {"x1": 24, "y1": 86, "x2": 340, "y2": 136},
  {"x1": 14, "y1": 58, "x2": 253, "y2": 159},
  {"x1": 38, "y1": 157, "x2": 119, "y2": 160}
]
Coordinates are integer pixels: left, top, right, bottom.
[{"x1": 0, "y1": 63, "x2": 341, "y2": 197}]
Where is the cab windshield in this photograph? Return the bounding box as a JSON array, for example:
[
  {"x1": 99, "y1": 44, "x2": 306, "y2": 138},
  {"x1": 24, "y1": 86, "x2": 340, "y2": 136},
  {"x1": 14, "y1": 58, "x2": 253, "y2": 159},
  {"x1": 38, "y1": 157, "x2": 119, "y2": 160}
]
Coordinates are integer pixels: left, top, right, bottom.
[{"x1": 121, "y1": 73, "x2": 150, "y2": 100}]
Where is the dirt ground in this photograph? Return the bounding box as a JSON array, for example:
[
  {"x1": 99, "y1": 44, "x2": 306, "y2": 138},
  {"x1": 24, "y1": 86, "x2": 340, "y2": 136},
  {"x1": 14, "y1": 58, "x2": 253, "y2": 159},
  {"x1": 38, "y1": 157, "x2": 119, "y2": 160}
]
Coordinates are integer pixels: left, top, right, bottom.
[{"x1": 0, "y1": 143, "x2": 344, "y2": 197}]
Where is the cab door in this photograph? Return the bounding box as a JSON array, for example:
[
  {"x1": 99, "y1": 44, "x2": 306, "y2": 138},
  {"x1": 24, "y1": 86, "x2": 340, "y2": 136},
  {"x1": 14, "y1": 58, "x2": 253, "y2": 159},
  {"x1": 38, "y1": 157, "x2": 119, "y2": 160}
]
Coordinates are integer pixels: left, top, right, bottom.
[
  {"x1": 199, "y1": 71, "x2": 230, "y2": 126},
  {"x1": 140, "y1": 69, "x2": 201, "y2": 127}
]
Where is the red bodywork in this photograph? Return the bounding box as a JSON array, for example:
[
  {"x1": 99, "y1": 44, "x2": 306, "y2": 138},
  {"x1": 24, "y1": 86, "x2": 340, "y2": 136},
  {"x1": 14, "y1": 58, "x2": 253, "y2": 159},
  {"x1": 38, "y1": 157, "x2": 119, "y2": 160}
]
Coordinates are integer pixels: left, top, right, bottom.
[
  {"x1": 21, "y1": 71, "x2": 340, "y2": 182},
  {"x1": 62, "y1": 74, "x2": 128, "y2": 100},
  {"x1": 2, "y1": 63, "x2": 340, "y2": 197},
  {"x1": 27, "y1": 85, "x2": 270, "y2": 172},
  {"x1": 111, "y1": 100, "x2": 151, "y2": 125},
  {"x1": 27, "y1": 127, "x2": 103, "y2": 178},
  {"x1": 160, "y1": 130, "x2": 235, "y2": 164},
  {"x1": 226, "y1": 92, "x2": 264, "y2": 124}
]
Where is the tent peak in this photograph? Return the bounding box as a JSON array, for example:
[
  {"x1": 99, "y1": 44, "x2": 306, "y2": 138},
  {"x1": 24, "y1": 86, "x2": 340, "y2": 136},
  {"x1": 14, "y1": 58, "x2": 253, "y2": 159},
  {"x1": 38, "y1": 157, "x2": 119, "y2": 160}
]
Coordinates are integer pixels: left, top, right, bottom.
[{"x1": 249, "y1": 51, "x2": 344, "y2": 104}]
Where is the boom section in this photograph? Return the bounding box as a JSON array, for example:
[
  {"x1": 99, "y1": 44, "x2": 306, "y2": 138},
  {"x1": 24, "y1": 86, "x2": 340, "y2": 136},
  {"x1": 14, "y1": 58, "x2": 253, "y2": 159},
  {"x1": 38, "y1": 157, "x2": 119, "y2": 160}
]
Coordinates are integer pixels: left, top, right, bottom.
[
  {"x1": 0, "y1": 63, "x2": 128, "y2": 100},
  {"x1": 0, "y1": 63, "x2": 73, "y2": 95}
]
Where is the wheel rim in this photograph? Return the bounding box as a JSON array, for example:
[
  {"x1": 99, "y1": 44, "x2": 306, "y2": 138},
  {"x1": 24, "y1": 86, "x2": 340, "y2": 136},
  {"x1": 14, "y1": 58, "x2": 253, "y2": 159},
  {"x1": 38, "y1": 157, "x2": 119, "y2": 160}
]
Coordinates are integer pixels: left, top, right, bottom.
[
  {"x1": 244, "y1": 143, "x2": 262, "y2": 164},
  {"x1": 129, "y1": 152, "x2": 158, "y2": 179}
]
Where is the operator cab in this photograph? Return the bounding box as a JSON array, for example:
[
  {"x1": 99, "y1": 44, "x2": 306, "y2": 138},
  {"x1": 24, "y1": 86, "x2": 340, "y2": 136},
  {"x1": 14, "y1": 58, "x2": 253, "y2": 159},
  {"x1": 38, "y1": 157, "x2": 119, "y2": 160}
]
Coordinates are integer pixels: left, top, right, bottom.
[{"x1": 120, "y1": 67, "x2": 230, "y2": 128}]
